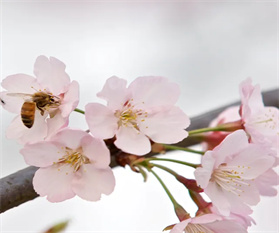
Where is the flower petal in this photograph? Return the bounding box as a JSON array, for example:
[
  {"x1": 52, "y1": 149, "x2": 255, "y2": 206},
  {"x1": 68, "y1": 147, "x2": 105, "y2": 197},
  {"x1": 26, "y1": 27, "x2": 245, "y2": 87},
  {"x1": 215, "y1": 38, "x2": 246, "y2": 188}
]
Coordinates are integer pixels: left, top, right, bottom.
[
  {"x1": 205, "y1": 220, "x2": 247, "y2": 233},
  {"x1": 139, "y1": 106, "x2": 190, "y2": 144},
  {"x1": 85, "y1": 103, "x2": 118, "y2": 139},
  {"x1": 33, "y1": 165, "x2": 76, "y2": 202},
  {"x1": 206, "y1": 182, "x2": 231, "y2": 216},
  {"x1": 60, "y1": 80, "x2": 79, "y2": 118},
  {"x1": 81, "y1": 135, "x2": 111, "y2": 168},
  {"x1": 20, "y1": 141, "x2": 63, "y2": 167},
  {"x1": 46, "y1": 113, "x2": 68, "y2": 139},
  {"x1": 33, "y1": 56, "x2": 70, "y2": 95},
  {"x1": 72, "y1": 164, "x2": 115, "y2": 201},
  {"x1": 129, "y1": 76, "x2": 180, "y2": 108},
  {"x1": 1, "y1": 74, "x2": 39, "y2": 93},
  {"x1": 170, "y1": 219, "x2": 191, "y2": 233},
  {"x1": 194, "y1": 151, "x2": 215, "y2": 188},
  {"x1": 0, "y1": 91, "x2": 24, "y2": 113},
  {"x1": 50, "y1": 128, "x2": 87, "y2": 150},
  {"x1": 239, "y1": 78, "x2": 264, "y2": 117},
  {"x1": 255, "y1": 168, "x2": 279, "y2": 196},
  {"x1": 97, "y1": 76, "x2": 130, "y2": 110},
  {"x1": 213, "y1": 130, "x2": 249, "y2": 167},
  {"x1": 115, "y1": 127, "x2": 151, "y2": 155},
  {"x1": 229, "y1": 145, "x2": 275, "y2": 179},
  {"x1": 6, "y1": 112, "x2": 48, "y2": 144}
]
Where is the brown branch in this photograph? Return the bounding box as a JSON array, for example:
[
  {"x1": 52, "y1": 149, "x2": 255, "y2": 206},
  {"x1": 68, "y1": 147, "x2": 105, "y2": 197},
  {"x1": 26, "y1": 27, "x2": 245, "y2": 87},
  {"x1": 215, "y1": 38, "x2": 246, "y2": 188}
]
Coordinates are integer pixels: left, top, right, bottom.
[{"x1": 0, "y1": 88, "x2": 278, "y2": 214}]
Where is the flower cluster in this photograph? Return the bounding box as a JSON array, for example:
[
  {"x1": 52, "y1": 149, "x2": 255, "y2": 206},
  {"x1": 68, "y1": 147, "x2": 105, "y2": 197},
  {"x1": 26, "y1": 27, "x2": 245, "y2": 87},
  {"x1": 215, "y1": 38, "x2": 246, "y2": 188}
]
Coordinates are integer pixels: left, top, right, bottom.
[{"x1": 1, "y1": 56, "x2": 278, "y2": 232}]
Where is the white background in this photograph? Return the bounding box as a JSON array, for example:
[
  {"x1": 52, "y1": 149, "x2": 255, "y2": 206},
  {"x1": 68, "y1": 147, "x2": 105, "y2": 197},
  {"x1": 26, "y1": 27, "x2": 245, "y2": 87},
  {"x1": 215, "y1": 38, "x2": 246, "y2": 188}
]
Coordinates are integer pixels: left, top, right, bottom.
[{"x1": 0, "y1": 1, "x2": 278, "y2": 233}]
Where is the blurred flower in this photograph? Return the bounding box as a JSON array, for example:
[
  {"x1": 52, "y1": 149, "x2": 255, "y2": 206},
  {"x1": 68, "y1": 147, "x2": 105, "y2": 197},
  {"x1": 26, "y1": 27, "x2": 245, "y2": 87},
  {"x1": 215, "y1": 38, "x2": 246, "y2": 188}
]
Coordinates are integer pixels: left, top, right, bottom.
[
  {"x1": 0, "y1": 56, "x2": 79, "y2": 144},
  {"x1": 85, "y1": 76, "x2": 190, "y2": 155},
  {"x1": 43, "y1": 220, "x2": 69, "y2": 233},
  {"x1": 167, "y1": 214, "x2": 247, "y2": 233},
  {"x1": 20, "y1": 128, "x2": 115, "y2": 202},
  {"x1": 194, "y1": 130, "x2": 275, "y2": 216}
]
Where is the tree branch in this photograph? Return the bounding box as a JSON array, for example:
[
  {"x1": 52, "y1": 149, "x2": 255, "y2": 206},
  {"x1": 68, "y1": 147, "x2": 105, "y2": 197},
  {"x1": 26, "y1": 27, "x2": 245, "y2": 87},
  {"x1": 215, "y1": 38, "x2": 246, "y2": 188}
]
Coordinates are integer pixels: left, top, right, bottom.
[{"x1": 0, "y1": 88, "x2": 278, "y2": 214}]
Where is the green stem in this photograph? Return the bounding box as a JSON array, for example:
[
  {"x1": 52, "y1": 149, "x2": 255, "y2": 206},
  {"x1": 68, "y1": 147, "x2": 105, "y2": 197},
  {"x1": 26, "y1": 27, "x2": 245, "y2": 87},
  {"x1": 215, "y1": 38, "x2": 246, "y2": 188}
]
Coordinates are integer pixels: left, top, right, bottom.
[
  {"x1": 163, "y1": 144, "x2": 204, "y2": 155},
  {"x1": 74, "y1": 108, "x2": 85, "y2": 114},
  {"x1": 188, "y1": 127, "x2": 223, "y2": 135},
  {"x1": 151, "y1": 163, "x2": 179, "y2": 177},
  {"x1": 148, "y1": 168, "x2": 179, "y2": 208},
  {"x1": 188, "y1": 120, "x2": 243, "y2": 136},
  {"x1": 145, "y1": 157, "x2": 199, "y2": 169}
]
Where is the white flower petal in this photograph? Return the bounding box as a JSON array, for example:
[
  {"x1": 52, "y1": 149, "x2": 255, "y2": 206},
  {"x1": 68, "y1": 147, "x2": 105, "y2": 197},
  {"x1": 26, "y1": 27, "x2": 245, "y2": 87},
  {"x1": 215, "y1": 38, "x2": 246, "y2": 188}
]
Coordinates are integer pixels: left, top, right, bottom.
[
  {"x1": 81, "y1": 135, "x2": 111, "y2": 168},
  {"x1": 194, "y1": 151, "x2": 215, "y2": 188},
  {"x1": 46, "y1": 113, "x2": 68, "y2": 139},
  {"x1": 20, "y1": 141, "x2": 63, "y2": 167},
  {"x1": 213, "y1": 130, "x2": 249, "y2": 167},
  {"x1": 115, "y1": 127, "x2": 151, "y2": 155},
  {"x1": 6, "y1": 112, "x2": 48, "y2": 144},
  {"x1": 50, "y1": 128, "x2": 88, "y2": 150},
  {"x1": 139, "y1": 106, "x2": 190, "y2": 144},
  {"x1": 60, "y1": 80, "x2": 79, "y2": 118},
  {"x1": 97, "y1": 76, "x2": 130, "y2": 110},
  {"x1": 72, "y1": 164, "x2": 115, "y2": 201},
  {"x1": 34, "y1": 56, "x2": 70, "y2": 95},
  {"x1": 129, "y1": 76, "x2": 180, "y2": 108},
  {"x1": 85, "y1": 103, "x2": 118, "y2": 139},
  {"x1": 1, "y1": 74, "x2": 39, "y2": 93},
  {"x1": 33, "y1": 165, "x2": 76, "y2": 202}
]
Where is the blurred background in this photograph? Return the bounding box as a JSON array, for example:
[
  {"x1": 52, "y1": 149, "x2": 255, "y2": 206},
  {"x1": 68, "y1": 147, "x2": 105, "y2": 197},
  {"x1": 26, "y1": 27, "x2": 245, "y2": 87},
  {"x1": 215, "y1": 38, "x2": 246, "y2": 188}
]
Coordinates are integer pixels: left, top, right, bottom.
[{"x1": 0, "y1": 1, "x2": 277, "y2": 232}]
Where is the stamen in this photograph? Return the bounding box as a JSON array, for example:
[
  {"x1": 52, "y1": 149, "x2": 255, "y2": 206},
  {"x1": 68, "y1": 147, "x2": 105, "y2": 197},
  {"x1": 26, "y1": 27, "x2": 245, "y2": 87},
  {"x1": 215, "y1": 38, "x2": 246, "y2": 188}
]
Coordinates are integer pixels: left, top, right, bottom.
[
  {"x1": 115, "y1": 99, "x2": 148, "y2": 130},
  {"x1": 58, "y1": 147, "x2": 90, "y2": 172},
  {"x1": 185, "y1": 223, "x2": 214, "y2": 233},
  {"x1": 212, "y1": 164, "x2": 251, "y2": 196}
]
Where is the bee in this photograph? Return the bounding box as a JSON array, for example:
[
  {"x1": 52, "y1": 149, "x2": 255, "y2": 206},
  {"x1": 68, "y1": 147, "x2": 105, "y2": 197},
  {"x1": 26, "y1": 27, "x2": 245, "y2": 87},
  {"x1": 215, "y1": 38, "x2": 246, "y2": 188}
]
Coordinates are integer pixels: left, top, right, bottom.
[
  {"x1": 8, "y1": 92, "x2": 60, "y2": 128},
  {"x1": 0, "y1": 98, "x2": 5, "y2": 105}
]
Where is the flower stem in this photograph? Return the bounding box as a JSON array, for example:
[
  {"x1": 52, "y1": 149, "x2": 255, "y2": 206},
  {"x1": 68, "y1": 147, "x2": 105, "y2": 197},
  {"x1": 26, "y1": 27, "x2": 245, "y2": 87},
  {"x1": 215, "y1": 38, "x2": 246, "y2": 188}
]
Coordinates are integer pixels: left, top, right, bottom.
[
  {"x1": 74, "y1": 108, "x2": 85, "y2": 114},
  {"x1": 148, "y1": 168, "x2": 179, "y2": 207},
  {"x1": 163, "y1": 144, "x2": 204, "y2": 155},
  {"x1": 150, "y1": 163, "x2": 179, "y2": 177},
  {"x1": 148, "y1": 167, "x2": 190, "y2": 221},
  {"x1": 145, "y1": 157, "x2": 199, "y2": 168},
  {"x1": 188, "y1": 120, "x2": 243, "y2": 136}
]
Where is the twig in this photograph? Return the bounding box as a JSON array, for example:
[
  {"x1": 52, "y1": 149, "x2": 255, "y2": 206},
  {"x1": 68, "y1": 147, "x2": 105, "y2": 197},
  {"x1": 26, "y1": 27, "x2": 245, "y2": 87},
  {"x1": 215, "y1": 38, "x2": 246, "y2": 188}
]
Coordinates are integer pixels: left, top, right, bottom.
[{"x1": 0, "y1": 88, "x2": 278, "y2": 214}]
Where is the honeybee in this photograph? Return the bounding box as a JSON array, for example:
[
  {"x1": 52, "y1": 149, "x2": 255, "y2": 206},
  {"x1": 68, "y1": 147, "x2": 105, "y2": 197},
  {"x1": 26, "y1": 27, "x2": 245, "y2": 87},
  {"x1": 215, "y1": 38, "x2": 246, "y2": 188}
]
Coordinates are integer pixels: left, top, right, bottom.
[{"x1": 8, "y1": 92, "x2": 60, "y2": 128}]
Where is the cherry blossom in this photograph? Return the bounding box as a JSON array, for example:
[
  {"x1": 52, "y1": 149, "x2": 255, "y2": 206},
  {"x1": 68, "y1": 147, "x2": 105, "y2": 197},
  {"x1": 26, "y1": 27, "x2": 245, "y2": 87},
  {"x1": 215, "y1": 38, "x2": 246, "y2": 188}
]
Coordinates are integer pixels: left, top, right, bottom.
[
  {"x1": 209, "y1": 203, "x2": 255, "y2": 228},
  {"x1": 239, "y1": 78, "x2": 278, "y2": 153},
  {"x1": 169, "y1": 214, "x2": 247, "y2": 233},
  {"x1": 0, "y1": 56, "x2": 79, "y2": 144},
  {"x1": 20, "y1": 128, "x2": 115, "y2": 202},
  {"x1": 85, "y1": 76, "x2": 190, "y2": 155},
  {"x1": 194, "y1": 130, "x2": 275, "y2": 216},
  {"x1": 203, "y1": 79, "x2": 279, "y2": 196}
]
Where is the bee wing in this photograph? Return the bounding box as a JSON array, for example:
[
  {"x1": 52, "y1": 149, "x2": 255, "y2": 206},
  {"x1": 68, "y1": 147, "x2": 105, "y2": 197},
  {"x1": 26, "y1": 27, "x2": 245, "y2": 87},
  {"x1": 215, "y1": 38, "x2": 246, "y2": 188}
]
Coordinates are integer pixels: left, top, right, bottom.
[{"x1": 6, "y1": 93, "x2": 33, "y2": 101}]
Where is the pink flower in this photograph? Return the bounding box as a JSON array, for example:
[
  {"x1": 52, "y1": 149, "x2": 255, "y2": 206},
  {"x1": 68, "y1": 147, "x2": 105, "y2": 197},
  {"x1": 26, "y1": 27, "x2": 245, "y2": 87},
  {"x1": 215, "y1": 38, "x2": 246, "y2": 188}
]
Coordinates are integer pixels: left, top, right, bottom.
[
  {"x1": 203, "y1": 79, "x2": 279, "y2": 196},
  {"x1": 169, "y1": 214, "x2": 247, "y2": 233},
  {"x1": 85, "y1": 76, "x2": 190, "y2": 155},
  {"x1": 240, "y1": 78, "x2": 278, "y2": 153},
  {"x1": 20, "y1": 128, "x2": 115, "y2": 202},
  {"x1": 209, "y1": 203, "x2": 255, "y2": 228},
  {"x1": 0, "y1": 56, "x2": 79, "y2": 144},
  {"x1": 194, "y1": 130, "x2": 275, "y2": 216}
]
